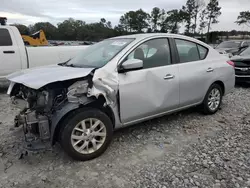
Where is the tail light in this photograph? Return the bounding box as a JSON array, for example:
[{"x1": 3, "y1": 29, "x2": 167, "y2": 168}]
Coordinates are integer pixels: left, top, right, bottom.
[{"x1": 227, "y1": 60, "x2": 235, "y2": 67}]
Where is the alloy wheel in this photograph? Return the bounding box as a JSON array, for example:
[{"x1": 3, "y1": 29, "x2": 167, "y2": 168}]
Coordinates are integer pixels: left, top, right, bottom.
[
  {"x1": 71, "y1": 118, "x2": 107, "y2": 154},
  {"x1": 208, "y1": 88, "x2": 221, "y2": 111}
]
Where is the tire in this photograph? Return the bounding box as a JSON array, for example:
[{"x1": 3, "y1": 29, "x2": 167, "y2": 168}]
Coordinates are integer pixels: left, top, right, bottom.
[
  {"x1": 201, "y1": 83, "x2": 223, "y2": 115},
  {"x1": 59, "y1": 108, "x2": 113, "y2": 161},
  {"x1": 24, "y1": 41, "x2": 30, "y2": 46}
]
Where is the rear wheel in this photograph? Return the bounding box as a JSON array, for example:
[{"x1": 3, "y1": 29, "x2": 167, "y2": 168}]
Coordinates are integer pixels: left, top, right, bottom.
[
  {"x1": 60, "y1": 108, "x2": 113, "y2": 161},
  {"x1": 201, "y1": 83, "x2": 223, "y2": 115},
  {"x1": 24, "y1": 41, "x2": 30, "y2": 46}
]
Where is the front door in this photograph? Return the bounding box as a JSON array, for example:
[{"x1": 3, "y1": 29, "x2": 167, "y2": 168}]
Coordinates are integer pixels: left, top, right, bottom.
[
  {"x1": 118, "y1": 38, "x2": 180, "y2": 124},
  {"x1": 0, "y1": 28, "x2": 22, "y2": 78}
]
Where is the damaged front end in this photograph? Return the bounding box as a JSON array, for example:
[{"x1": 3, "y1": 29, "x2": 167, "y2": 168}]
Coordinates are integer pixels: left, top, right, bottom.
[
  {"x1": 8, "y1": 68, "x2": 120, "y2": 152},
  {"x1": 10, "y1": 82, "x2": 68, "y2": 151}
]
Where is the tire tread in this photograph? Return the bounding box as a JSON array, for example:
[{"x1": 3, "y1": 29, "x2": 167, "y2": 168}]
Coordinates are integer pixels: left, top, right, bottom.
[{"x1": 59, "y1": 107, "x2": 113, "y2": 161}]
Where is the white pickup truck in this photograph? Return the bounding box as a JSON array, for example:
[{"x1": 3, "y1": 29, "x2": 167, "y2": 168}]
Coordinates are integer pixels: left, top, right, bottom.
[{"x1": 0, "y1": 26, "x2": 87, "y2": 84}]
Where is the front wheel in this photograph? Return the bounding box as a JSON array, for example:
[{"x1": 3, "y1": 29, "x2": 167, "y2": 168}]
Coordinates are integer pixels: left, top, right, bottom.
[
  {"x1": 60, "y1": 108, "x2": 113, "y2": 161},
  {"x1": 201, "y1": 83, "x2": 223, "y2": 115}
]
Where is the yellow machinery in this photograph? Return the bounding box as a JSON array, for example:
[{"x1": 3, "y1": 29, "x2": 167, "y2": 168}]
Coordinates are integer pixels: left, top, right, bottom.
[{"x1": 22, "y1": 30, "x2": 49, "y2": 46}]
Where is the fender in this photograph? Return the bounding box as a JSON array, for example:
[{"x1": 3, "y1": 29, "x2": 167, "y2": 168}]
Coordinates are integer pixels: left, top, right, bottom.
[
  {"x1": 50, "y1": 95, "x2": 95, "y2": 144},
  {"x1": 50, "y1": 102, "x2": 80, "y2": 144}
]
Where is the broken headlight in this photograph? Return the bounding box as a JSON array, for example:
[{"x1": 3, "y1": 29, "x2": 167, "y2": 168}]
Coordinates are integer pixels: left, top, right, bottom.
[{"x1": 67, "y1": 81, "x2": 88, "y2": 99}]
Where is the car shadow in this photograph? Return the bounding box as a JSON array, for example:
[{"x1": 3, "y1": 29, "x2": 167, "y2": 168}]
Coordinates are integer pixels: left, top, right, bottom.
[
  {"x1": 16, "y1": 105, "x2": 216, "y2": 163},
  {"x1": 0, "y1": 87, "x2": 7, "y2": 93}
]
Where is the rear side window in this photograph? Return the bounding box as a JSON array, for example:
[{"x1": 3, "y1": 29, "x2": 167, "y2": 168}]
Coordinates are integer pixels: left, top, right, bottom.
[
  {"x1": 0, "y1": 28, "x2": 12, "y2": 46},
  {"x1": 175, "y1": 39, "x2": 208, "y2": 63},
  {"x1": 197, "y1": 45, "x2": 208, "y2": 60}
]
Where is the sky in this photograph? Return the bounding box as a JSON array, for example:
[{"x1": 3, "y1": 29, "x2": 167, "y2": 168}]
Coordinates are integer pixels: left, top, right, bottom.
[{"x1": 1, "y1": 0, "x2": 250, "y2": 31}]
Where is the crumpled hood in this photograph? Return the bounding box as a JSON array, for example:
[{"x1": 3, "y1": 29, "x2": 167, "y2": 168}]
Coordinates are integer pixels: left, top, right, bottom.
[{"x1": 7, "y1": 65, "x2": 95, "y2": 89}]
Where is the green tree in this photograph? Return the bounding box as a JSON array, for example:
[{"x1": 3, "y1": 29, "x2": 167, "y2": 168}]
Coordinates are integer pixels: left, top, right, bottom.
[
  {"x1": 119, "y1": 9, "x2": 150, "y2": 33},
  {"x1": 236, "y1": 11, "x2": 250, "y2": 27},
  {"x1": 106, "y1": 21, "x2": 112, "y2": 29},
  {"x1": 0, "y1": 17, "x2": 7, "y2": 25},
  {"x1": 230, "y1": 30, "x2": 237, "y2": 36},
  {"x1": 182, "y1": 0, "x2": 196, "y2": 34},
  {"x1": 192, "y1": 0, "x2": 205, "y2": 33},
  {"x1": 11, "y1": 24, "x2": 30, "y2": 35},
  {"x1": 57, "y1": 18, "x2": 85, "y2": 40},
  {"x1": 150, "y1": 7, "x2": 162, "y2": 32},
  {"x1": 57, "y1": 18, "x2": 115, "y2": 41},
  {"x1": 100, "y1": 18, "x2": 106, "y2": 25},
  {"x1": 114, "y1": 24, "x2": 129, "y2": 36},
  {"x1": 161, "y1": 9, "x2": 185, "y2": 33},
  {"x1": 206, "y1": 0, "x2": 221, "y2": 34},
  {"x1": 119, "y1": 14, "x2": 132, "y2": 32},
  {"x1": 87, "y1": 22, "x2": 115, "y2": 41},
  {"x1": 30, "y1": 22, "x2": 58, "y2": 39},
  {"x1": 199, "y1": 9, "x2": 207, "y2": 35},
  {"x1": 100, "y1": 18, "x2": 112, "y2": 28}
]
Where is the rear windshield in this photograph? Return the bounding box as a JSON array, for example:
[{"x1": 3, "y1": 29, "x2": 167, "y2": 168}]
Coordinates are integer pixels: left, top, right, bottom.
[
  {"x1": 216, "y1": 41, "x2": 241, "y2": 49},
  {"x1": 240, "y1": 47, "x2": 250, "y2": 56}
]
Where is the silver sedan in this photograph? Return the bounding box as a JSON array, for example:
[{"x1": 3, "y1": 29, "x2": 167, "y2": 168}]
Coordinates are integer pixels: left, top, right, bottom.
[{"x1": 7, "y1": 33, "x2": 235, "y2": 161}]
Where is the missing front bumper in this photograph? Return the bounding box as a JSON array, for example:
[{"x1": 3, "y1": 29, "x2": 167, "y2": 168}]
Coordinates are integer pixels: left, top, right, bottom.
[{"x1": 15, "y1": 111, "x2": 52, "y2": 151}]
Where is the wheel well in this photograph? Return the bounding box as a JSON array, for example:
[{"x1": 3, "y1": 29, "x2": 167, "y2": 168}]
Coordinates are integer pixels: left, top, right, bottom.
[
  {"x1": 83, "y1": 95, "x2": 115, "y2": 127},
  {"x1": 52, "y1": 96, "x2": 115, "y2": 144},
  {"x1": 213, "y1": 81, "x2": 225, "y2": 95}
]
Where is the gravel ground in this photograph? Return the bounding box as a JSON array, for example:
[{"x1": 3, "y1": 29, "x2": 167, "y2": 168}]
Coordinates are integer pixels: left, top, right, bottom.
[{"x1": 0, "y1": 86, "x2": 250, "y2": 188}]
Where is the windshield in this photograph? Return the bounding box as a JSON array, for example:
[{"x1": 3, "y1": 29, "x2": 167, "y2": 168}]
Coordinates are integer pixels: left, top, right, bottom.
[
  {"x1": 66, "y1": 38, "x2": 134, "y2": 68},
  {"x1": 240, "y1": 47, "x2": 250, "y2": 56},
  {"x1": 216, "y1": 41, "x2": 241, "y2": 49}
]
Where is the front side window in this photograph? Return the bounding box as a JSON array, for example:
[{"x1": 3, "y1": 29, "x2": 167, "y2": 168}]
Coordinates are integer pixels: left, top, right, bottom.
[
  {"x1": 127, "y1": 38, "x2": 171, "y2": 69},
  {"x1": 66, "y1": 38, "x2": 134, "y2": 68},
  {"x1": 0, "y1": 28, "x2": 12, "y2": 46}
]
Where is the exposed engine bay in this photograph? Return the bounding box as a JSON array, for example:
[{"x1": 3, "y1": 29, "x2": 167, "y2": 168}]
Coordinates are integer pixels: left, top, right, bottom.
[
  {"x1": 11, "y1": 84, "x2": 67, "y2": 114},
  {"x1": 9, "y1": 72, "x2": 106, "y2": 151},
  {"x1": 7, "y1": 63, "x2": 120, "y2": 152}
]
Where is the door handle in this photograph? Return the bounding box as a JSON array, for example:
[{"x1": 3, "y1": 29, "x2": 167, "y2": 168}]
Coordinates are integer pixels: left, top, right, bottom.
[
  {"x1": 164, "y1": 74, "x2": 175, "y2": 80},
  {"x1": 207, "y1": 68, "x2": 214, "y2": 72},
  {"x1": 3, "y1": 51, "x2": 15, "y2": 54}
]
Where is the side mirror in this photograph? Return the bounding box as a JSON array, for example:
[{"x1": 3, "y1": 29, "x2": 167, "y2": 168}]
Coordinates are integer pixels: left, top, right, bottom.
[{"x1": 118, "y1": 59, "x2": 143, "y2": 73}]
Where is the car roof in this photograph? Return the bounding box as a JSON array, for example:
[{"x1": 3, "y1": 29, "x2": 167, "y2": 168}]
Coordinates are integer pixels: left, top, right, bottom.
[
  {"x1": 110, "y1": 33, "x2": 210, "y2": 48},
  {"x1": 111, "y1": 33, "x2": 187, "y2": 40},
  {"x1": 222, "y1": 40, "x2": 250, "y2": 42},
  {"x1": 221, "y1": 40, "x2": 242, "y2": 42}
]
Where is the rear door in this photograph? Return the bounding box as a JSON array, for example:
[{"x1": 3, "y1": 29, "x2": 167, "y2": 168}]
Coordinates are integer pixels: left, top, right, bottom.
[
  {"x1": 174, "y1": 38, "x2": 214, "y2": 107},
  {"x1": 118, "y1": 38, "x2": 180, "y2": 123},
  {"x1": 0, "y1": 28, "x2": 22, "y2": 78}
]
